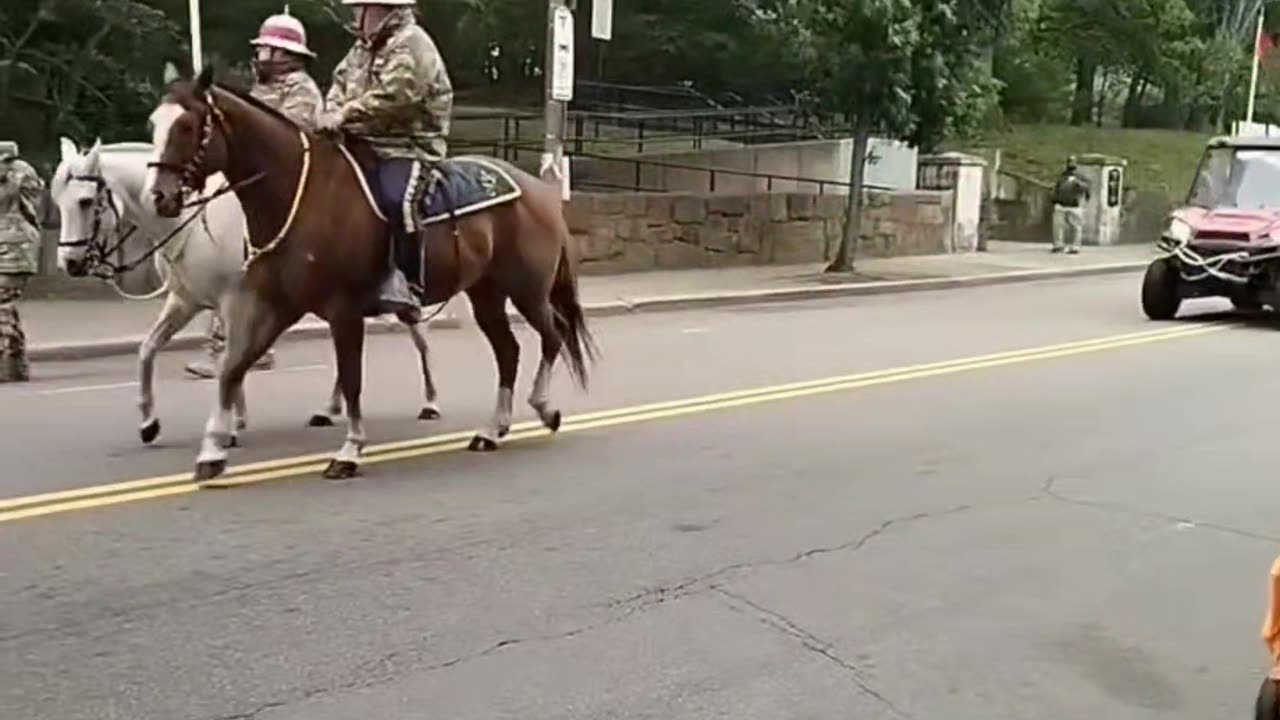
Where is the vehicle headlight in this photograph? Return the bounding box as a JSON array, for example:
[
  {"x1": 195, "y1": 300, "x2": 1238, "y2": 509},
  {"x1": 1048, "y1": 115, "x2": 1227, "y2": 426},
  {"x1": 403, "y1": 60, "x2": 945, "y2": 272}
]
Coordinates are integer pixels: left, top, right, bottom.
[{"x1": 1164, "y1": 217, "x2": 1193, "y2": 243}]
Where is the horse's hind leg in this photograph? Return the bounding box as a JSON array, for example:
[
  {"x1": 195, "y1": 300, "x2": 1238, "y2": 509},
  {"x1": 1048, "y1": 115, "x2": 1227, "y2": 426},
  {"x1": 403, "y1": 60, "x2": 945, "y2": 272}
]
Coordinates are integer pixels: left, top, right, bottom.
[
  {"x1": 308, "y1": 374, "x2": 343, "y2": 427},
  {"x1": 467, "y1": 281, "x2": 518, "y2": 451},
  {"x1": 511, "y1": 295, "x2": 563, "y2": 432},
  {"x1": 138, "y1": 292, "x2": 200, "y2": 444},
  {"x1": 323, "y1": 302, "x2": 367, "y2": 480},
  {"x1": 404, "y1": 313, "x2": 441, "y2": 420},
  {"x1": 194, "y1": 287, "x2": 298, "y2": 481}
]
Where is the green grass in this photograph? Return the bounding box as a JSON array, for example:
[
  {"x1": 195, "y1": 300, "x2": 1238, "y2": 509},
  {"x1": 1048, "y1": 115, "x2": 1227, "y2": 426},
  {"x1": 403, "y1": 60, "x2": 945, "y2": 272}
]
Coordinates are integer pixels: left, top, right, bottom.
[{"x1": 952, "y1": 124, "x2": 1214, "y2": 199}]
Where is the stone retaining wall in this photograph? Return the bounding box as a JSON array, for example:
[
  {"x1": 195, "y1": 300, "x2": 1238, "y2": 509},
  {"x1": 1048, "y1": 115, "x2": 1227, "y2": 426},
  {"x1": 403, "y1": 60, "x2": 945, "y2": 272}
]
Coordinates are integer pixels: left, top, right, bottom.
[{"x1": 566, "y1": 191, "x2": 953, "y2": 274}]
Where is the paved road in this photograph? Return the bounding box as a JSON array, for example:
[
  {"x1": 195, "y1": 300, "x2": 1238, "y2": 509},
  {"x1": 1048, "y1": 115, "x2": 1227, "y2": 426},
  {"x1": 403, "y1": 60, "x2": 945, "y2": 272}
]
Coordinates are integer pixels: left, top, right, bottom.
[{"x1": 2, "y1": 273, "x2": 1276, "y2": 719}]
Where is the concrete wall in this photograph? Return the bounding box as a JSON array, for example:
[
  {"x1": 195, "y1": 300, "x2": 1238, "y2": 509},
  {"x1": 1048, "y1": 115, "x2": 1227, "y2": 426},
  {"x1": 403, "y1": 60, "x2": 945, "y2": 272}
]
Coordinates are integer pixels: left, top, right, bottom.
[
  {"x1": 985, "y1": 169, "x2": 1173, "y2": 245},
  {"x1": 572, "y1": 138, "x2": 919, "y2": 195},
  {"x1": 565, "y1": 190, "x2": 953, "y2": 274}
]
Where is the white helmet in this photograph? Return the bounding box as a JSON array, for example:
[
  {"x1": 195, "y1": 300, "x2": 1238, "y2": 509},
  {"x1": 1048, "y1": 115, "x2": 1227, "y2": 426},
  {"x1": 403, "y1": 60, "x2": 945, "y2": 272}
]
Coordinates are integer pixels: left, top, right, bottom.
[
  {"x1": 342, "y1": 0, "x2": 417, "y2": 5},
  {"x1": 250, "y1": 7, "x2": 316, "y2": 58}
]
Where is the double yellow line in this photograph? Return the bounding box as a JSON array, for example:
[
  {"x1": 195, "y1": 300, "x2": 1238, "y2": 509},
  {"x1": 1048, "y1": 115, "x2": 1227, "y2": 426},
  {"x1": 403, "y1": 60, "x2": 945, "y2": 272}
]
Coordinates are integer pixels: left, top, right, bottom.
[{"x1": 0, "y1": 322, "x2": 1229, "y2": 524}]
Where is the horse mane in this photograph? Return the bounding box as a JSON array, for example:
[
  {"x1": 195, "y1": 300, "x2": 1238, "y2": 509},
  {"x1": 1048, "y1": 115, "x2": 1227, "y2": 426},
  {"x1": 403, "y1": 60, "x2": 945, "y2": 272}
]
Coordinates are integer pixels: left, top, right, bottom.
[{"x1": 213, "y1": 81, "x2": 301, "y2": 132}]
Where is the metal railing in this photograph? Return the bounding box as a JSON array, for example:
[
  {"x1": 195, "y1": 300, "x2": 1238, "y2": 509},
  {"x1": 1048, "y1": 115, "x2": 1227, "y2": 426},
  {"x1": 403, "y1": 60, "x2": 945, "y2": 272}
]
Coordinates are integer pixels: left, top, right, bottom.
[
  {"x1": 450, "y1": 105, "x2": 849, "y2": 162},
  {"x1": 564, "y1": 150, "x2": 893, "y2": 195}
]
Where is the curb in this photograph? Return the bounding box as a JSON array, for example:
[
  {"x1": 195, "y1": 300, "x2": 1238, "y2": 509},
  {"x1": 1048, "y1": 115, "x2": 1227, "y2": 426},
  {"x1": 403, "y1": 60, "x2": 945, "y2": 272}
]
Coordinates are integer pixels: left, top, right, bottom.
[{"x1": 27, "y1": 261, "x2": 1148, "y2": 363}]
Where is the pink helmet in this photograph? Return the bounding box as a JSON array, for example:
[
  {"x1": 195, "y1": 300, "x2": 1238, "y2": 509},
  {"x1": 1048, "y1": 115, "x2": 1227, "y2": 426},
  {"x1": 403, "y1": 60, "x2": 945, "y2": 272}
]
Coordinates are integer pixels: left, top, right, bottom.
[{"x1": 250, "y1": 7, "x2": 316, "y2": 58}]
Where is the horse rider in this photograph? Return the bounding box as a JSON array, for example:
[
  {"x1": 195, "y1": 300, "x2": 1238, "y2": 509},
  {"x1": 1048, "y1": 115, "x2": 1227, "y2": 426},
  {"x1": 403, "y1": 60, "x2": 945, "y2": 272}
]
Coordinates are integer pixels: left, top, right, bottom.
[
  {"x1": 185, "y1": 7, "x2": 324, "y2": 379},
  {"x1": 319, "y1": 0, "x2": 454, "y2": 322},
  {"x1": 0, "y1": 141, "x2": 45, "y2": 383}
]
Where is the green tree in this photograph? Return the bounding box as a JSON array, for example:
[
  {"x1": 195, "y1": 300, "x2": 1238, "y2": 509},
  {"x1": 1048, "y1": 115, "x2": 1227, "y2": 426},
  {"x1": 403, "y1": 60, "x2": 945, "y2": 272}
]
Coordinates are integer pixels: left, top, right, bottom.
[{"x1": 785, "y1": 0, "x2": 1001, "y2": 273}]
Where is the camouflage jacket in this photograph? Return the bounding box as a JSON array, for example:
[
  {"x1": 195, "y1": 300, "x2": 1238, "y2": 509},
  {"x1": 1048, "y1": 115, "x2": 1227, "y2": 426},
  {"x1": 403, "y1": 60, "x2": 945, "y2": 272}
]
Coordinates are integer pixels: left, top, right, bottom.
[
  {"x1": 325, "y1": 9, "x2": 453, "y2": 161},
  {"x1": 251, "y1": 69, "x2": 323, "y2": 131},
  {"x1": 0, "y1": 156, "x2": 44, "y2": 275}
]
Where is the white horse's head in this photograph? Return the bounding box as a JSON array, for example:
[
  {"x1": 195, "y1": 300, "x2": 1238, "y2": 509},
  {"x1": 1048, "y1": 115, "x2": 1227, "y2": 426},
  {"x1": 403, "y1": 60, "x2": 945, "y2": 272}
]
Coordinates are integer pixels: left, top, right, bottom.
[
  {"x1": 50, "y1": 137, "x2": 120, "y2": 277},
  {"x1": 141, "y1": 62, "x2": 189, "y2": 215}
]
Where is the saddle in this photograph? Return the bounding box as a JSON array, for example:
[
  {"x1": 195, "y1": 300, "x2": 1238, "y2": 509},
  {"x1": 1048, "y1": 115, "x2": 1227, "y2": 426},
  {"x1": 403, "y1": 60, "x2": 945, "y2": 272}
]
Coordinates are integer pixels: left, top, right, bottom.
[{"x1": 341, "y1": 140, "x2": 523, "y2": 296}]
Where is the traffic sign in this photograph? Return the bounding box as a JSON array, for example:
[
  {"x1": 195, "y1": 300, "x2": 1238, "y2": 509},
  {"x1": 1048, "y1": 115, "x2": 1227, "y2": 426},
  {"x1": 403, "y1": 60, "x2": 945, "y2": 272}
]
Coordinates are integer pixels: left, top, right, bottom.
[
  {"x1": 592, "y1": 0, "x2": 613, "y2": 40},
  {"x1": 551, "y1": 5, "x2": 575, "y2": 102}
]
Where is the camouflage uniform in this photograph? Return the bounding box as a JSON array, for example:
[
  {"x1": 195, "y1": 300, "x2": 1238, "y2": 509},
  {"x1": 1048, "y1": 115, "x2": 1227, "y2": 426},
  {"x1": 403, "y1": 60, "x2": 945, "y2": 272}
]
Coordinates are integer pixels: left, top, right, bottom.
[
  {"x1": 187, "y1": 13, "x2": 325, "y2": 379},
  {"x1": 251, "y1": 69, "x2": 324, "y2": 131},
  {"x1": 1051, "y1": 160, "x2": 1091, "y2": 255},
  {"x1": 323, "y1": 6, "x2": 453, "y2": 317},
  {"x1": 324, "y1": 8, "x2": 454, "y2": 163},
  {"x1": 0, "y1": 142, "x2": 44, "y2": 382}
]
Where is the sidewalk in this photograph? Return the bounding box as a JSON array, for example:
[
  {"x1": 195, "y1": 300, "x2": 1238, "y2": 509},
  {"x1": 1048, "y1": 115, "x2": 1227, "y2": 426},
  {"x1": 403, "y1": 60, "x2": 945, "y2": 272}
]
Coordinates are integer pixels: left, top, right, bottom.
[{"x1": 22, "y1": 241, "x2": 1156, "y2": 361}]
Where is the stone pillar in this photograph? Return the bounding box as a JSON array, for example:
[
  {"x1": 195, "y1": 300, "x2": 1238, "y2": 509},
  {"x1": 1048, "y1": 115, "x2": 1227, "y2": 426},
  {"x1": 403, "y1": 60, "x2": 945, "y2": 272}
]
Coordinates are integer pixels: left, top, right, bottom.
[
  {"x1": 917, "y1": 152, "x2": 987, "y2": 253},
  {"x1": 1073, "y1": 153, "x2": 1126, "y2": 246}
]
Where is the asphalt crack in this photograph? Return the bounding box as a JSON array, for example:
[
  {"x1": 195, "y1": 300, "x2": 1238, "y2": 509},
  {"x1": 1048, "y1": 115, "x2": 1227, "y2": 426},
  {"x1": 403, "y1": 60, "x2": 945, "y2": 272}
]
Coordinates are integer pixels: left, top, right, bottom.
[
  {"x1": 202, "y1": 506, "x2": 969, "y2": 720},
  {"x1": 713, "y1": 586, "x2": 911, "y2": 719},
  {"x1": 608, "y1": 504, "x2": 973, "y2": 613},
  {"x1": 1041, "y1": 476, "x2": 1280, "y2": 544},
  {"x1": 202, "y1": 618, "x2": 629, "y2": 720}
]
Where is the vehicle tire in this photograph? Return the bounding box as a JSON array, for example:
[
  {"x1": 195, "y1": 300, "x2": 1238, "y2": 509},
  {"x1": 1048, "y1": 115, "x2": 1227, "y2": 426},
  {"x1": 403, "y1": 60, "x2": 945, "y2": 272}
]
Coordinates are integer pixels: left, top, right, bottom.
[
  {"x1": 1230, "y1": 292, "x2": 1262, "y2": 312},
  {"x1": 1141, "y1": 258, "x2": 1181, "y2": 320}
]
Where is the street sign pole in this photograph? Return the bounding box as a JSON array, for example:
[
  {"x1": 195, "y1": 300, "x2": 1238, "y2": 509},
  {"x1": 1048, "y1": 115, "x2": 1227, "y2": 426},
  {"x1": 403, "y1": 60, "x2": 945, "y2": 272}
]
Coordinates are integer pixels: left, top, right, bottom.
[
  {"x1": 542, "y1": 0, "x2": 574, "y2": 199},
  {"x1": 188, "y1": 0, "x2": 204, "y2": 73}
]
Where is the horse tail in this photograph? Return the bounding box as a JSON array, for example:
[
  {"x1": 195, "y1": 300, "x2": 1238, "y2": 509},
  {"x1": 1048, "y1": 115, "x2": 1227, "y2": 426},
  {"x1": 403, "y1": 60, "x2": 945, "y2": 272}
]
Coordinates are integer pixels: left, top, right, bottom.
[{"x1": 549, "y1": 239, "x2": 598, "y2": 389}]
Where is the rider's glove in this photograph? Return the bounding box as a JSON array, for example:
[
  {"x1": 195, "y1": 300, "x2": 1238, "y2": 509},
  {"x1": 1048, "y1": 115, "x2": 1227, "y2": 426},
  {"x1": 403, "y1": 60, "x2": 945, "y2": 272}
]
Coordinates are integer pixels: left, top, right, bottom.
[{"x1": 316, "y1": 109, "x2": 345, "y2": 133}]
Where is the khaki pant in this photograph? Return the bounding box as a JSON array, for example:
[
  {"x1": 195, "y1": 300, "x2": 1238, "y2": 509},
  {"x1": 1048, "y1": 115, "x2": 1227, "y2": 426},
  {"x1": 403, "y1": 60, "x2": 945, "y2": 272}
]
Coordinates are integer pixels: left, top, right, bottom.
[
  {"x1": 0, "y1": 274, "x2": 29, "y2": 382},
  {"x1": 1052, "y1": 205, "x2": 1084, "y2": 250}
]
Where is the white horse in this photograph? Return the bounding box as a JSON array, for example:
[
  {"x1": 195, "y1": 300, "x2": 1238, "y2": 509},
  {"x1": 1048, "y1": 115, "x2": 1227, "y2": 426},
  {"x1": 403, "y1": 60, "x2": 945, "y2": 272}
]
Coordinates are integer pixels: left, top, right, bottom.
[{"x1": 52, "y1": 138, "x2": 443, "y2": 446}]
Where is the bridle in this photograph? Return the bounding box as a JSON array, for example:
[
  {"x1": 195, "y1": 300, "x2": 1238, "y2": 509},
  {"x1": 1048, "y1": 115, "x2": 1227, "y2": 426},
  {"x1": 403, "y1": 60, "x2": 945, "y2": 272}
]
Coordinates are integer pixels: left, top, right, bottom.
[
  {"x1": 146, "y1": 92, "x2": 221, "y2": 195},
  {"x1": 147, "y1": 87, "x2": 311, "y2": 269},
  {"x1": 55, "y1": 173, "x2": 140, "y2": 279}
]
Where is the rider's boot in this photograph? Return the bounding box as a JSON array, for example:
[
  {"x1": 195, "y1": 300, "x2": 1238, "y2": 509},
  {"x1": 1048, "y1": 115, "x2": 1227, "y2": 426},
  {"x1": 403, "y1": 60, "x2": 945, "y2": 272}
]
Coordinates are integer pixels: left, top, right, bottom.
[{"x1": 375, "y1": 268, "x2": 422, "y2": 324}]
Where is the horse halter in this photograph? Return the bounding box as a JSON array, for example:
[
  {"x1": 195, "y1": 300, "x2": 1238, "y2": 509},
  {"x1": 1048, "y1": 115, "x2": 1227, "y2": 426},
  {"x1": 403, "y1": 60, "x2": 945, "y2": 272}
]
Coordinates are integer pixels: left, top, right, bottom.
[
  {"x1": 56, "y1": 173, "x2": 132, "y2": 276},
  {"x1": 147, "y1": 92, "x2": 223, "y2": 194}
]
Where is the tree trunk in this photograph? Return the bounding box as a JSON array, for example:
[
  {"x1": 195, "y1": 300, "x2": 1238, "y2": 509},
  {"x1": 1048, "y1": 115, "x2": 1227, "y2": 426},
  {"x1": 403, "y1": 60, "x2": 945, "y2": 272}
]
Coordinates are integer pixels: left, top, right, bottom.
[
  {"x1": 827, "y1": 116, "x2": 871, "y2": 274},
  {"x1": 1071, "y1": 56, "x2": 1096, "y2": 126},
  {"x1": 1122, "y1": 74, "x2": 1143, "y2": 127}
]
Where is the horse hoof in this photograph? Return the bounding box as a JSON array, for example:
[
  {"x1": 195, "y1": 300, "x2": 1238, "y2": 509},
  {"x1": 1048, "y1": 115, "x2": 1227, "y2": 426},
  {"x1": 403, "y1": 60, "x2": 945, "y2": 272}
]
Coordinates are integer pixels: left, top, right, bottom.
[
  {"x1": 418, "y1": 406, "x2": 442, "y2": 421},
  {"x1": 139, "y1": 418, "x2": 161, "y2": 444},
  {"x1": 323, "y1": 459, "x2": 361, "y2": 480},
  {"x1": 194, "y1": 459, "x2": 227, "y2": 482},
  {"x1": 468, "y1": 435, "x2": 499, "y2": 452},
  {"x1": 542, "y1": 411, "x2": 563, "y2": 433},
  {"x1": 308, "y1": 414, "x2": 336, "y2": 428}
]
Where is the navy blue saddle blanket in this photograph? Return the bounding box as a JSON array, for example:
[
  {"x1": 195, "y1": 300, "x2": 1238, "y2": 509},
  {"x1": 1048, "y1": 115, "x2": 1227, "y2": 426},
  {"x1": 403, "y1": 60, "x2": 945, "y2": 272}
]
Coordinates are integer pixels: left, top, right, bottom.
[{"x1": 365, "y1": 156, "x2": 522, "y2": 234}]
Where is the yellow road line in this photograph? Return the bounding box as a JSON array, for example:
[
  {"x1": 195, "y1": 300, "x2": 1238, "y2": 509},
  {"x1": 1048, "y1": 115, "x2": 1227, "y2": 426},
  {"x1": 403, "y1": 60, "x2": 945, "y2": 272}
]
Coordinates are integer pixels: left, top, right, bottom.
[{"x1": 0, "y1": 322, "x2": 1230, "y2": 523}]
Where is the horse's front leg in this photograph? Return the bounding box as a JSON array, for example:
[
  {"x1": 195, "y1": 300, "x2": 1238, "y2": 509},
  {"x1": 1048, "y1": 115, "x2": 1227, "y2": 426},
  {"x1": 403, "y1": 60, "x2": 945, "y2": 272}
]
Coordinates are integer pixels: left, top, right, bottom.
[
  {"x1": 404, "y1": 313, "x2": 441, "y2": 421},
  {"x1": 138, "y1": 292, "x2": 199, "y2": 444},
  {"x1": 194, "y1": 286, "x2": 298, "y2": 481},
  {"x1": 323, "y1": 302, "x2": 367, "y2": 479}
]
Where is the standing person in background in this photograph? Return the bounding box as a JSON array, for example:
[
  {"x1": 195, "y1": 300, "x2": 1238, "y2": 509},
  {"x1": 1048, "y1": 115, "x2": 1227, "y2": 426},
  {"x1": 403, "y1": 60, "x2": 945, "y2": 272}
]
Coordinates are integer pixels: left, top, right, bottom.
[
  {"x1": 1051, "y1": 157, "x2": 1090, "y2": 255},
  {"x1": 184, "y1": 6, "x2": 324, "y2": 379},
  {"x1": 0, "y1": 141, "x2": 45, "y2": 383}
]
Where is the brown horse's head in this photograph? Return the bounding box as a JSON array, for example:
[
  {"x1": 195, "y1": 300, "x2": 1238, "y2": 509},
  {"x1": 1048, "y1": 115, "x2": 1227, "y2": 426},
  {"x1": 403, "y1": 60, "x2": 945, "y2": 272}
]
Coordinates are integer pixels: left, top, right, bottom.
[{"x1": 146, "y1": 65, "x2": 228, "y2": 218}]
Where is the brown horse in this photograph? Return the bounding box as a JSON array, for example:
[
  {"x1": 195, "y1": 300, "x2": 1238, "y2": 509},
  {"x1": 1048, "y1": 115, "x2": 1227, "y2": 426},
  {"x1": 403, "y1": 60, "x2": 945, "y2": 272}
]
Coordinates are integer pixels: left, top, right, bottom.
[{"x1": 146, "y1": 67, "x2": 596, "y2": 481}]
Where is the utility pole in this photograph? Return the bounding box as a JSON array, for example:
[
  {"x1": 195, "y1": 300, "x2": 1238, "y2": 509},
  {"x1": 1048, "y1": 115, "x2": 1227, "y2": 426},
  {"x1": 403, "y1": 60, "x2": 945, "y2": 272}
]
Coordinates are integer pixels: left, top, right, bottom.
[
  {"x1": 542, "y1": 0, "x2": 574, "y2": 199},
  {"x1": 189, "y1": 0, "x2": 204, "y2": 73},
  {"x1": 1248, "y1": 4, "x2": 1266, "y2": 125}
]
